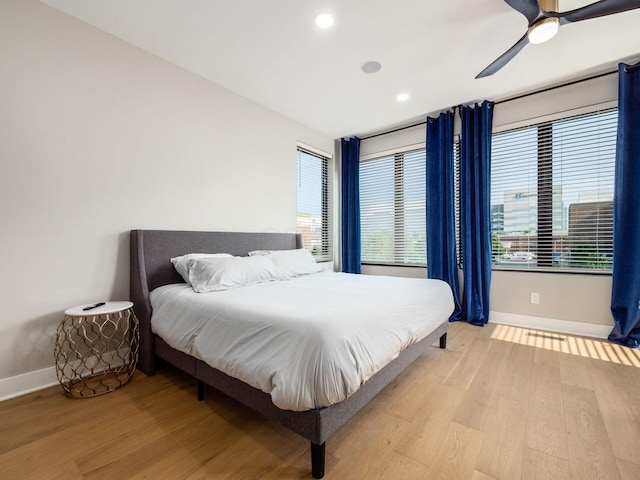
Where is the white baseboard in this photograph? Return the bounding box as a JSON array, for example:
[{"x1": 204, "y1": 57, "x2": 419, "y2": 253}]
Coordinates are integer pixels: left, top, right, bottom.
[
  {"x1": 0, "y1": 366, "x2": 58, "y2": 402},
  {"x1": 0, "y1": 348, "x2": 131, "y2": 403},
  {"x1": 490, "y1": 311, "x2": 612, "y2": 339}
]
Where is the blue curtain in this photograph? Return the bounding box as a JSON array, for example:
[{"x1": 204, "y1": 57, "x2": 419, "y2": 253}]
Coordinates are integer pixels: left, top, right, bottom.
[
  {"x1": 426, "y1": 111, "x2": 463, "y2": 321},
  {"x1": 609, "y1": 63, "x2": 640, "y2": 348},
  {"x1": 341, "y1": 137, "x2": 361, "y2": 274},
  {"x1": 459, "y1": 101, "x2": 494, "y2": 326}
]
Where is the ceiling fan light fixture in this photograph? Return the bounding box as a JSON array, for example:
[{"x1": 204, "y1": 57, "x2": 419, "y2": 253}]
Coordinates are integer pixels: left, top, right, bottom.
[{"x1": 527, "y1": 17, "x2": 560, "y2": 44}]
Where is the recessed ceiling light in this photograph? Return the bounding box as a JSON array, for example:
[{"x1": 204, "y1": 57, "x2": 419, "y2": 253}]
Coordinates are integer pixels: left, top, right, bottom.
[
  {"x1": 315, "y1": 13, "x2": 334, "y2": 29},
  {"x1": 362, "y1": 61, "x2": 382, "y2": 74},
  {"x1": 396, "y1": 93, "x2": 410, "y2": 102}
]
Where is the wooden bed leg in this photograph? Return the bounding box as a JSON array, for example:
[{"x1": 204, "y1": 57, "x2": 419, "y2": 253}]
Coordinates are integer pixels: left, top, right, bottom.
[
  {"x1": 439, "y1": 332, "x2": 447, "y2": 349},
  {"x1": 310, "y1": 442, "x2": 325, "y2": 479},
  {"x1": 197, "y1": 380, "x2": 204, "y2": 401}
]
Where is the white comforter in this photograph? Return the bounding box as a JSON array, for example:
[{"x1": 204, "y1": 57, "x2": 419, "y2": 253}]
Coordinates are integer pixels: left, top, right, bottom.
[{"x1": 150, "y1": 271, "x2": 453, "y2": 411}]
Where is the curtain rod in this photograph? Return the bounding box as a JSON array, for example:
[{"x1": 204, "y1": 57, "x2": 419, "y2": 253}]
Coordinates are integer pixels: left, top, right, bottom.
[
  {"x1": 361, "y1": 65, "x2": 629, "y2": 141},
  {"x1": 625, "y1": 61, "x2": 640, "y2": 72},
  {"x1": 361, "y1": 121, "x2": 426, "y2": 141},
  {"x1": 360, "y1": 106, "x2": 461, "y2": 140},
  {"x1": 493, "y1": 69, "x2": 617, "y2": 106}
]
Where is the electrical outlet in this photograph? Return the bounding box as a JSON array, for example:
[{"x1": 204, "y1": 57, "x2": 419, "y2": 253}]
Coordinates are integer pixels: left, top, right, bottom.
[{"x1": 531, "y1": 292, "x2": 540, "y2": 304}]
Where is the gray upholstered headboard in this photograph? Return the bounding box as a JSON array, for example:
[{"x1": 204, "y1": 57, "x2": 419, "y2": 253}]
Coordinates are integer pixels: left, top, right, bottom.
[{"x1": 130, "y1": 230, "x2": 302, "y2": 374}]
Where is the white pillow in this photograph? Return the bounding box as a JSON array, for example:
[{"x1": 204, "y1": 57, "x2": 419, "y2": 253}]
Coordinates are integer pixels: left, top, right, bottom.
[
  {"x1": 188, "y1": 255, "x2": 285, "y2": 293},
  {"x1": 171, "y1": 253, "x2": 233, "y2": 284},
  {"x1": 248, "y1": 248, "x2": 323, "y2": 278}
]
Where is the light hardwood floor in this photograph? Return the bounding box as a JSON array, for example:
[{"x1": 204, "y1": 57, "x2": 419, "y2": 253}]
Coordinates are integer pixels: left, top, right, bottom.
[{"x1": 1, "y1": 322, "x2": 639, "y2": 479}]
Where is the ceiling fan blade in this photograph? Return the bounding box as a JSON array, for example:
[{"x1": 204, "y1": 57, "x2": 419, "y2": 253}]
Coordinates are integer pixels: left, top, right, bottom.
[
  {"x1": 476, "y1": 33, "x2": 530, "y2": 78},
  {"x1": 504, "y1": 0, "x2": 541, "y2": 24},
  {"x1": 547, "y1": 0, "x2": 640, "y2": 24}
]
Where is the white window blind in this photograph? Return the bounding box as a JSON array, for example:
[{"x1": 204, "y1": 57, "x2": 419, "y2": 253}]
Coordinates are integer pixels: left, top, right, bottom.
[
  {"x1": 296, "y1": 147, "x2": 332, "y2": 261},
  {"x1": 491, "y1": 108, "x2": 616, "y2": 272},
  {"x1": 360, "y1": 148, "x2": 426, "y2": 265}
]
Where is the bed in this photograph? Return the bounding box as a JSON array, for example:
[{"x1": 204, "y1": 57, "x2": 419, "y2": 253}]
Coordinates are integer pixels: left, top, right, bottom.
[{"x1": 130, "y1": 229, "x2": 452, "y2": 478}]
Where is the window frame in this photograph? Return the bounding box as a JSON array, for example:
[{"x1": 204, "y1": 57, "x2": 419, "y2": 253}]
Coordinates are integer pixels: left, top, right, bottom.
[
  {"x1": 489, "y1": 101, "x2": 617, "y2": 275},
  {"x1": 360, "y1": 143, "x2": 427, "y2": 267},
  {"x1": 296, "y1": 144, "x2": 333, "y2": 262}
]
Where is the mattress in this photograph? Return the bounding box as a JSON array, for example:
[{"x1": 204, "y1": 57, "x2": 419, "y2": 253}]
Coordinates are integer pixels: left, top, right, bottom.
[{"x1": 150, "y1": 271, "x2": 454, "y2": 411}]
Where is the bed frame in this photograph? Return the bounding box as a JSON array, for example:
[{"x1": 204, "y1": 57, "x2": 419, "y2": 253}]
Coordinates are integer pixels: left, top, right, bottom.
[{"x1": 129, "y1": 229, "x2": 448, "y2": 478}]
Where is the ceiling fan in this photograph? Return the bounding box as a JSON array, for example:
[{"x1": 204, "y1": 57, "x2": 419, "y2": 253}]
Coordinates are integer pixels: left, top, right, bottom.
[{"x1": 476, "y1": 0, "x2": 640, "y2": 78}]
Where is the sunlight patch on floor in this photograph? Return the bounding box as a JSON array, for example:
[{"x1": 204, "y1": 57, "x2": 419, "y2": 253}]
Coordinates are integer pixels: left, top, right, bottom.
[{"x1": 491, "y1": 324, "x2": 640, "y2": 368}]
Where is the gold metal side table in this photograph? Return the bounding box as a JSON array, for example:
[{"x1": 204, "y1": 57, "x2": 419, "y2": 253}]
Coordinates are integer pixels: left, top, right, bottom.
[{"x1": 54, "y1": 301, "x2": 139, "y2": 398}]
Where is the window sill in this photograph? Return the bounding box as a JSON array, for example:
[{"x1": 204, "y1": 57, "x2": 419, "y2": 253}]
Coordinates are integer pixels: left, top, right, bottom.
[
  {"x1": 492, "y1": 266, "x2": 612, "y2": 276},
  {"x1": 361, "y1": 262, "x2": 426, "y2": 268}
]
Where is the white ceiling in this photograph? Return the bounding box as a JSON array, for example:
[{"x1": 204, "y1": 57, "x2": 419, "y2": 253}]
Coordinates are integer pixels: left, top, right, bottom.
[{"x1": 40, "y1": 0, "x2": 640, "y2": 138}]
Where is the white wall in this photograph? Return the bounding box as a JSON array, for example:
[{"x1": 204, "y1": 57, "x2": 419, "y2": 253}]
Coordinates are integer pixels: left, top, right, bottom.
[
  {"x1": 359, "y1": 73, "x2": 617, "y2": 335},
  {"x1": 0, "y1": 0, "x2": 332, "y2": 394}
]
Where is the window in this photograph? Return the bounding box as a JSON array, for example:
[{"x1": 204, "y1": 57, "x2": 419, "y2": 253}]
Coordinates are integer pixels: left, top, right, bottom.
[
  {"x1": 491, "y1": 108, "x2": 616, "y2": 272},
  {"x1": 360, "y1": 148, "x2": 426, "y2": 265},
  {"x1": 296, "y1": 146, "x2": 332, "y2": 261}
]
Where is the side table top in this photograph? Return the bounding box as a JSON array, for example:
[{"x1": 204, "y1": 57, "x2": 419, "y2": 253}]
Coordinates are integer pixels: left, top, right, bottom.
[{"x1": 64, "y1": 301, "x2": 134, "y2": 317}]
